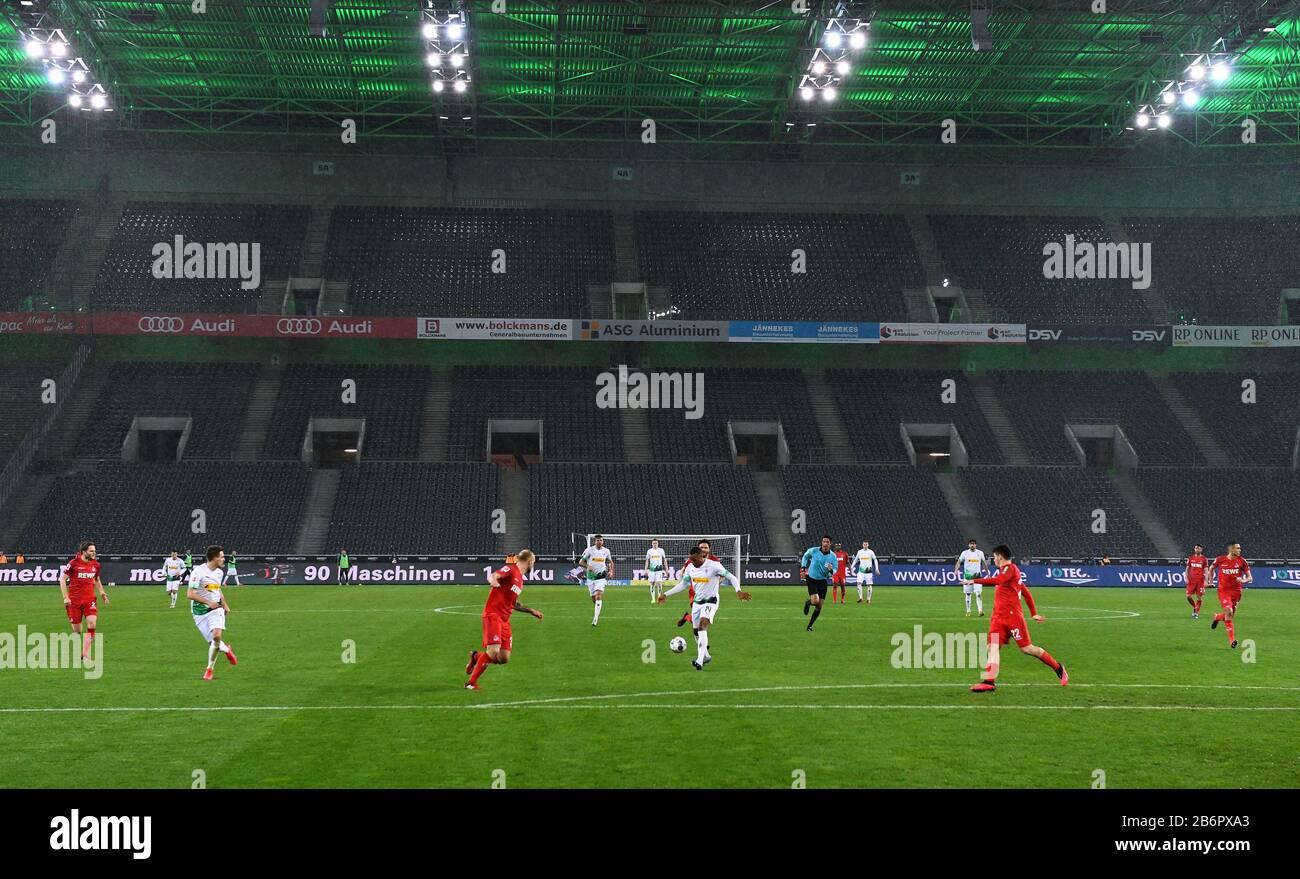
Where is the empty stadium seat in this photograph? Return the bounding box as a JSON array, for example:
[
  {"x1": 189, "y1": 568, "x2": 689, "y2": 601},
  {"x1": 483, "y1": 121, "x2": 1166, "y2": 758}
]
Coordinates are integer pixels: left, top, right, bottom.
[
  {"x1": 779, "y1": 464, "x2": 961, "y2": 556},
  {"x1": 826, "y1": 368, "x2": 1004, "y2": 464},
  {"x1": 961, "y1": 466, "x2": 1156, "y2": 559},
  {"x1": 988, "y1": 370, "x2": 1201, "y2": 465},
  {"x1": 73, "y1": 362, "x2": 258, "y2": 460},
  {"x1": 647, "y1": 367, "x2": 824, "y2": 463},
  {"x1": 1134, "y1": 467, "x2": 1300, "y2": 559},
  {"x1": 929, "y1": 214, "x2": 1153, "y2": 324},
  {"x1": 635, "y1": 211, "x2": 920, "y2": 321},
  {"x1": 326, "y1": 462, "x2": 501, "y2": 554},
  {"x1": 447, "y1": 366, "x2": 623, "y2": 463},
  {"x1": 1124, "y1": 215, "x2": 1300, "y2": 324},
  {"x1": 1168, "y1": 372, "x2": 1300, "y2": 467},
  {"x1": 322, "y1": 206, "x2": 614, "y2": 316},
  {"x1": 92, "y1": 201, "x2": 309, "y2": 312},
  {"x1": 19, "y1": 461, "x2": 311, "y2": 553},
  {"x1": 262, "y1": 364, "x2": 429, "y2": 460},
  {"x1": 0, "y1": 199, "x2": 78, "y2": 311}
]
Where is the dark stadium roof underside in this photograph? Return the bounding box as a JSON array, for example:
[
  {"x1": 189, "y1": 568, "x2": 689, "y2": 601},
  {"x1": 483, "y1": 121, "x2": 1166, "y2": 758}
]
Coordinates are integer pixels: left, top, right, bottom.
[{"x1": 1, "y1": 0, "x2": 1298, "y2": 157}]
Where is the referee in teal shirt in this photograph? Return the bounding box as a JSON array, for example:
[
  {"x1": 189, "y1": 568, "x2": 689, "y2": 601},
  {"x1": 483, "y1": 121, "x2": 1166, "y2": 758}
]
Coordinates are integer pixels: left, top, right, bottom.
[{"x1": 800, "y1": 535, "x2": 838, "y2": 632}]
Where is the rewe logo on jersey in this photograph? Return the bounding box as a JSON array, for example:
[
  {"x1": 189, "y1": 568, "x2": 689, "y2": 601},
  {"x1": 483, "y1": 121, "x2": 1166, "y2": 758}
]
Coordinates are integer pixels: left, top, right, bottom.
[
  {"x1": 49, "y1": 809, "x2": 151, "y2": 859},
  {"x1": 1041, "y1": 236, "x2": 1151, "y2": 290},
  {"x1": 150, "y1": 236, "x2": 261, "y2": 289}
]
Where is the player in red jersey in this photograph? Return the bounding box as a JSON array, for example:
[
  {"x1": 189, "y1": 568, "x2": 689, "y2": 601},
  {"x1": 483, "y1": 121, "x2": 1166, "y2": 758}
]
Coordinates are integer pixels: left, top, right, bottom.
[
  {"x1": 831, "y1": 542, "x2": 849, "y2": 604},
  {"x1": 1207, "y1": 542, "x2": 1251, "y2": 649},
  {"x1": 969, "y1": 544, "x2": 1068, "y2": 693},
  {"x1": 59, "y1": 541, "x2": 110, "y2": 661},
  {"x1": 1184, "y1": 544, "x2": 1209, "y2": 619},
  {"x1": 676, "y1": 539, "x2": 720, "y2": 627},
  {"x1": 465, "y1": 549, "x2": 543, "y2": 690}
]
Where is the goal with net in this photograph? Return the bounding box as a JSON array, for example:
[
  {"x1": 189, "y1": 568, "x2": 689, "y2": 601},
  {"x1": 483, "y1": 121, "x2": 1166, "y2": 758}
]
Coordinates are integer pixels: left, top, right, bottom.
[{"x1": 572, "y1": 534, "x2": 745, "y2": 592}]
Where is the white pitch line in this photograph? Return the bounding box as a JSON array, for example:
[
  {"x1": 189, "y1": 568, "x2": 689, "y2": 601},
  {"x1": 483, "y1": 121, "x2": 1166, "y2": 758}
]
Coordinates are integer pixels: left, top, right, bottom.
[{"x1": 3, "y1": 681, "x2": 1297, "y2": 715}]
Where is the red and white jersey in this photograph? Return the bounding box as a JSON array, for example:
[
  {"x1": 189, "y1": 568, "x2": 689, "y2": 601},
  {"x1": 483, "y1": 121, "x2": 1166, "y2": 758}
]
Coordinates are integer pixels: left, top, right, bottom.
[
  {"x1": 832, "y1": 550, "x2": 849, "y2": 583},
  {"x1": 1213, "y1": 555, "x2": 1250, "y2": 591},
  {"x1": 1185, "y1": 554, "x2": 1209, "y2": 587},
  {"x1": 483, "y1": 563, "x2": 524, "y2": 620},
  {"x1": 64, "y1": 556, "x2": 101, "y2": 600}
]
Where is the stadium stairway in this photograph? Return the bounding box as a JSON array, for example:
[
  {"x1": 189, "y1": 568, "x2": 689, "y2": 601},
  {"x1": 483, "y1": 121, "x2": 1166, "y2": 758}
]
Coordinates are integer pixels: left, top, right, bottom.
[
  {"x1": 298, "y1": 204, "x2": 333, "y2": 279},
  {"x1": 1108, "y1": 471, "x2": 1181, "y2": 558},
  {"x1": 904, "y1": 213, "x2": 948, "y2": 289},
  {"x1": 419, "y1": 369, "x2": 453, "y2": 463},
  {"x1": 235, "y1": 364, "x2": 283, "y2": 461},
  {"x1": 1102, "y1": 215, "x2": 1170, "y2": 323},
  {"x1": 934, "y1": 471, "x2": 990, "y2": 549},
  {"x1": 1150, "y1": 376, "x2": 1231, "y2": 467},
  {"x1": 41, "y1": 363, "x2": 110, "y2": 462},
  {"x1": 803, "y1": 371, "x2": 855, "y2": 464},
  {"x1": 968, "y1": 376, "x2": 1033, "y2": 465},
  {"x1": 500, "y1": 468, "x2": 529, "y2": 553},
  {"x1": 752, "y1": 470, "x2": 797, "y2": 556},
  {"x1": 68, "y1": 192, "x2": 128, "y2": 311},
  {"x1": 621, "y1": 408, "x2": 652, "y2": 463},
  {"x1": 319, "y1": 280, "x2": 349, "y2": 315},
  {"x1": 293, "y1": 468, "x2": 340, "y2": 554},
  {"x1": 0, "y1": 473, "x2": 55, "y2": 551},
  {"x1": 612, "y1": 210, "x2": 639, "y2": 283}
]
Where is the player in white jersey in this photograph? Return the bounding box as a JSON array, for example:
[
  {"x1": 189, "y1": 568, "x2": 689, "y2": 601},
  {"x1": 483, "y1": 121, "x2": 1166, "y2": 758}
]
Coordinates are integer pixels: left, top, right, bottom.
[
  {"x1": 186, "y1": 544, "x2": 238, "y2": 681},
  {"x1": 163, "y1": 550, "x2": 186, "y2": 608},
  {"x1": 644, "y1": 539, "x2": 668, "y2": 604},
  {"x1": 578, "y1": 534, "x2": 615, "y2": 627},
  {"x1": 658, "y1": 544, "x2": 750, "y2": 669},
  {"x1": 955, "y1": 538, "x2": 989, "y2": 617},
  {"x1": 851, "y1": 540, "x2": 881, "y2": 604}
]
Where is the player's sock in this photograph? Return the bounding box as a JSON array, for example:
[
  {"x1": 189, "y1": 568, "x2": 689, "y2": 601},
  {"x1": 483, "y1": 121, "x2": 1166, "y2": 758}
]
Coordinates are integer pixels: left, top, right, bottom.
[
  {"x1": 207, "y1": 641, "x2": 219, "y2": 670},
  {"x1": 964, "y1": 593, "x2": 971, "y2": 613},
  {"x1": 696, "y1": 629, "x2": 709, "y2": 664},
  {"x1": 803, "y1": 599, "x2": 810, "y2": 616},
  {"x1": 1224, "y1": 619, "x2": 1235, "y2": 642},
  {"x1": 217, "y1": 642, "x2": 230, "y2": 654},
  {"x1": 467, "y1": 651, "x2": 492, "y2": 685},
  {"x1": 1037, "y1": 649, "x2": 1061, "y2": 673},
  {"x1": 974, "y1": 594, "x2": 982, "y2": 614},
  {"x1": 592, "y1": 599, "x2": 602, "y2": 625},
  {"x1": 856, "y1": 585, "x2": 863, "y2": 601},
  {"x1": 809, "y1": 603, "x2": 822, "y2": 626},
  {"x1": 1194, "y1": 597, "x2": 1202, "y2": 614},
  {"x1": 982, "y1": 660, "x2": 999, "y2": 683},
  {"x1": 82, "y1": 628, "x2": 94, "y2": 658},
  {"x1": 866, "y1": 585, "x2": 873, "y2": 602}
]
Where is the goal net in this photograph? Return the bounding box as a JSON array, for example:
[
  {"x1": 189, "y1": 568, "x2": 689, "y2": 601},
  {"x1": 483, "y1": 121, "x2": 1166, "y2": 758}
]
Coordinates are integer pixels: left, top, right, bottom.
[{"x1": 573, "y1": 534, "x2": 745, "y2": 588}]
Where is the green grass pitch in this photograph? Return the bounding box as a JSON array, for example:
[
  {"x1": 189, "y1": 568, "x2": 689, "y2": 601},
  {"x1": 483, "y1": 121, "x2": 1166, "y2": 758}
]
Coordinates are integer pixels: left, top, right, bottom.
[{"x1": 1, "y1": 583, "x2": 1297, "y2": 789}]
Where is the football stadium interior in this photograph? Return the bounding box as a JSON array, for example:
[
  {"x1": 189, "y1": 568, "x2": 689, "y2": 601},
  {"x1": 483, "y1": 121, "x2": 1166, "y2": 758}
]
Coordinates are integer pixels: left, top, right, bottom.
[{"x1": 2, "y1": 0, "x2": 1300, "y2": 800}]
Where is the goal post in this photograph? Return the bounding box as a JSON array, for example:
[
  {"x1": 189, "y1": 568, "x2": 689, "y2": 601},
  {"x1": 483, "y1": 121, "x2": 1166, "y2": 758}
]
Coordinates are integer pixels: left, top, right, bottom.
[{"x1": 574, "y1": 533, "x2": 745, "y2": 591}]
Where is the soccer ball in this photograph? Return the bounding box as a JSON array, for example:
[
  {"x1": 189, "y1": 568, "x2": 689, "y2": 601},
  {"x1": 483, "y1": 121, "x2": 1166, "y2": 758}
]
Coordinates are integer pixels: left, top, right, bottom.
[{"x1": 668, "y1": 636, "x2": 687, "y2": 654}]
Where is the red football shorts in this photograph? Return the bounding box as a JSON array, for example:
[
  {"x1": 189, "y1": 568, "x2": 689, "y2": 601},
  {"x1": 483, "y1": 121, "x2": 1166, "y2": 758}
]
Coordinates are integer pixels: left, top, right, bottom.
[
  {"x1": 66, "y1": 597, "x2": 98, "y2": 625},
  {"x1": 1186, "y1": 580, "x2": 1205, "y2": 596},
  {"x1": 1217, "y1": 588, "x2": 1241, "y2": 613},
  {"x1": 482, "y1": 614, "x2": 512, "y2": 652},
  {"x1": 988, "y1": 614, "x2": 1031, "y2": 649}
]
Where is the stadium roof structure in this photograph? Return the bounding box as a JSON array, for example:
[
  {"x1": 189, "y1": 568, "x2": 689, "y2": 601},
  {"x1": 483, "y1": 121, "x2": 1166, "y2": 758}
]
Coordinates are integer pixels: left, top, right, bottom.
[{"x1": 1, "y1": 0, "x2": 1298, "y2": 159}]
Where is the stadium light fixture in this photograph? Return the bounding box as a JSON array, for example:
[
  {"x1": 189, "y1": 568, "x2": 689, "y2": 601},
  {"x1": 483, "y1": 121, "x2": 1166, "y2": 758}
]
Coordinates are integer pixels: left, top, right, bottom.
[
  {"x1": 1188, "y1": 62, "x2": 1206, "y2": 80},
  {"x1": 1135, "y1": 112, "x2": 1150, "y2": 128},
  {"x1": 432, "y1": 80, "x2": 444, "y2": 93},
  {"x1": 849, "y1": 32, "x2": 867, "y2": 50},
  {"x1": 421, "y1": 6, "x2": 473, "y2": 106},
  {"x1": 421, "y1": 22, "x2": 436, "y2": 39},
  {"x1": 823, "y1": 87, "x2": 837, "y2": 102},
  {"x1": 1161, "y1": 90, "x2": 1176, "y2": 105},
  {"x1": 426, "y1": 52, "x2": 441, "y2": 66},
  {"x1": 1182, "y1": 90, "x2": 1200, "y2": 108},
  {"x1": 1155, "y1": 114, "x2": 1172, "y2": 128},
  {"x1": 67, "y1": 93, "x2": 81, "y2": 107},
  {"x1": 1211, "y1": 61, "x2": 1231, "y2": 84}
]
